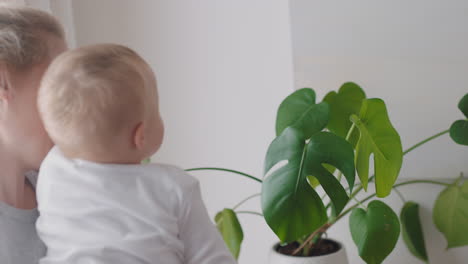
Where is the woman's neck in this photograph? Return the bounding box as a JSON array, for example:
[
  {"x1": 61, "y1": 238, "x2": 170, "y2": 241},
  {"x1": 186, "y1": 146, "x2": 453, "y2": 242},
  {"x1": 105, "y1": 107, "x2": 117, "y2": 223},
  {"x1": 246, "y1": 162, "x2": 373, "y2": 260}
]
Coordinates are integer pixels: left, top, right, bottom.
[{"x1": 0, "y1": 153, "x2": 37, "y2": 209}]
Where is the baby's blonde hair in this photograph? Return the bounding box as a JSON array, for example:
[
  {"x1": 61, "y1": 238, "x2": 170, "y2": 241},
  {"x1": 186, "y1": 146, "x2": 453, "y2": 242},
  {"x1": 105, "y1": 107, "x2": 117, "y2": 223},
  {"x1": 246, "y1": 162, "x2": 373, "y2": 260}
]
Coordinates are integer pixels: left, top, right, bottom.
[{"x1": 38, "y1": 44, "x2": 156, "y2": 156}]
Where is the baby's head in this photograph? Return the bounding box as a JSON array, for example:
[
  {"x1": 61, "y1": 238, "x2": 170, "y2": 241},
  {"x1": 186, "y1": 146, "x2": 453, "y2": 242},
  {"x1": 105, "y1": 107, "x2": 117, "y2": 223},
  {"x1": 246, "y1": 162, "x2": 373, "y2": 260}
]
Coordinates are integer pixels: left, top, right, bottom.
[{"x1": 38, "y1": 44, "x2": 164, "y2": 163}]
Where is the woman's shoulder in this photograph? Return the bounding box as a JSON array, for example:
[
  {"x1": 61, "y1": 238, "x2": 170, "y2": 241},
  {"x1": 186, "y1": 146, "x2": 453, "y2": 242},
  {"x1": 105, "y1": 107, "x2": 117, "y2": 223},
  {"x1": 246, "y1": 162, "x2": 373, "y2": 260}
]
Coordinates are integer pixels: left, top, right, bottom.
[{"x1": 0, "y1": 199, "x2": 45, "y2": 263}]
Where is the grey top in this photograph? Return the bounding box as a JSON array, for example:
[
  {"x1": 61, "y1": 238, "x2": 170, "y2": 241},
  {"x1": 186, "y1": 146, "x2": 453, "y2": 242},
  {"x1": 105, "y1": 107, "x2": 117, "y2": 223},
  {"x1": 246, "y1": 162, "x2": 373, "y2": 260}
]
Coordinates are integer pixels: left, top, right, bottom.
[{"x1": 0, "y1": 172, "x2": 46, "y2": 264}]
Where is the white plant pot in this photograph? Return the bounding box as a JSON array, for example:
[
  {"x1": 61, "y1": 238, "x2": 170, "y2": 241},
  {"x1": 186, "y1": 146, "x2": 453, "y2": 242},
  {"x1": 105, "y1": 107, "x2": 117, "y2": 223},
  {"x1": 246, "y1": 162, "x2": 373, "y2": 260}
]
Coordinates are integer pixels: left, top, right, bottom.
[{"x1": 268, "y1": 239, "x2": 348, "y2": 264}]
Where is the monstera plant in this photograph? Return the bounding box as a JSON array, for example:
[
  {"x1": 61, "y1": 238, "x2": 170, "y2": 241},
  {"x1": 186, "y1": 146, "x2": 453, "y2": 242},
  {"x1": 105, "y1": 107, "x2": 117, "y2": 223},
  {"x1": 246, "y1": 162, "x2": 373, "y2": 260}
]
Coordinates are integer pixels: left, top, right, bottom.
[{"x1": 187, "y1": 83, "x2": 468, "y2": 263}]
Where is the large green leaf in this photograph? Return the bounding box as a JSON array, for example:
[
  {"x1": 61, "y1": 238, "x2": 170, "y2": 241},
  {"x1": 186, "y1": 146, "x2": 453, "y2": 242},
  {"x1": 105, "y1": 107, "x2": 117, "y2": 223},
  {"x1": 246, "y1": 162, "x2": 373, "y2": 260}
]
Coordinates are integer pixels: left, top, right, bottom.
[
  {"x1": 215, "y1": 209, "x2": 244, "y2": 259},
  {"x1": 262, "y1": 128, "x2": 355, "y2": 242},
  {"x1": 433, "y1": 180, "x2": 468, "y2": 249},
  {"x1": 400, "y1": 202, "x2": 429, "y2": 263},
  {"x1": 323, "y1": 82, "x2": 366, "y2": 145},
  {"x1": 262, "y1": 127, "x2": 327, "y2": 242},
  {"x1": 275, "y1": 88, "x2": 329, "y2": 138},
  {"x1": 449, "y1": 93, "x2": 468, "y2": 145},
  {"x1": 305, "y1": 132, "x2": 356, "y2": 215},
  {"x1": 350, "y1": 98, "x2": 403, "y2": 197},
  {"x1": 350, "y1": 200, "x2": 400, "y2": 264}
]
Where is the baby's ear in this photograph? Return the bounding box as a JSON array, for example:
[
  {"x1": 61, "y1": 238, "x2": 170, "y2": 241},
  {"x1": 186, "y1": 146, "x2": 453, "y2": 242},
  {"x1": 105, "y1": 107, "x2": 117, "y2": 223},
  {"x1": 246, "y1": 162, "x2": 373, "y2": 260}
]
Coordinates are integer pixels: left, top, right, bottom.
[{"x1": 133, "y1": 122, "x2": 145, "y2": 150}]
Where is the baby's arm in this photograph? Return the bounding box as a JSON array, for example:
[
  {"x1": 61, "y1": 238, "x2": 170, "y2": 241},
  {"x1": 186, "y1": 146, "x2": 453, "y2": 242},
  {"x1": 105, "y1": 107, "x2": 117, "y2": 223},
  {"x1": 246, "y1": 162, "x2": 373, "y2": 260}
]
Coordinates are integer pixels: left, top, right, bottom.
[{"x1": 179, "y1": 181, "x2": 237, "y2": 264}]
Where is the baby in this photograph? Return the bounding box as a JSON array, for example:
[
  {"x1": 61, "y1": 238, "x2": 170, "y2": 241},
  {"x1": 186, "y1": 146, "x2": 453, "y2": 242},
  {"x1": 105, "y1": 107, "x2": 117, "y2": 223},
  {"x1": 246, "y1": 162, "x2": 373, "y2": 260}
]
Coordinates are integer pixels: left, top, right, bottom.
[{"x1": 36, "y1": 44, "x2": 236, "y2": 264}]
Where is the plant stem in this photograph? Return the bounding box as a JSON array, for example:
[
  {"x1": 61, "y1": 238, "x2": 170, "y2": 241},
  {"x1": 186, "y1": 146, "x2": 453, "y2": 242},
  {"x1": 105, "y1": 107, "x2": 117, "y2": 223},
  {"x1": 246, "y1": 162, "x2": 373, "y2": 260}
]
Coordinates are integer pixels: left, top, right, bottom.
[
  {"x1": 393, "y1": 187, "x2": 406, "y2": 203},
  {"x1": 352, "y1": 195, "x2": 366, "y2": 209},
  {"x1": 343, "y1": 177, "x2": 371, "y2": 207},
  {"x1": 302, "y1": 244, "x2": 311, "y2": 257},
  {"x1": 394, "y1": 179, "x2": 451, "y2": 188},
  {"x1": 186, "y1": 167, "x2": 262, "y2": 183},
  {"x1": 346, "y1": 123, "x2": 356, "y2": 141},
  {"x1": 403, "y1": 129, "x2": 450, "y2": 155},
  {"x1": 292, "y1": 223, "x2": 331, "y2": 256},
  {"x1": 300, "y1": 178, "x2": 452, "y2": 252},
  {"x1": 235, "y1": 210, "x2": 263, "y2": 217},
  {"x1": 324, "y1": 176, "x2": 372, "y2": 212},
  {"x1": 349, "y1": 185, "x2": 364, "y2": 200},
  {"x1": 335, "y1": 194, "x2": 376, "y2": 222},
  {"x1": 232, "y1": 193, "x2": 261, "y2": 210},
  {"x1": 335, "y1": 179, "x2": 450, "y2": 222}
]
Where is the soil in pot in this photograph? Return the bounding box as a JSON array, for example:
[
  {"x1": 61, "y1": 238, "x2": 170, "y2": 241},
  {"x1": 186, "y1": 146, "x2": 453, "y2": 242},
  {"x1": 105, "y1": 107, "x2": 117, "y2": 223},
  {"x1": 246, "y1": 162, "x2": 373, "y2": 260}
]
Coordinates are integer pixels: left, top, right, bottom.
[{"x1": 276, "y1": 239, "x2": 341, "y2": 257}]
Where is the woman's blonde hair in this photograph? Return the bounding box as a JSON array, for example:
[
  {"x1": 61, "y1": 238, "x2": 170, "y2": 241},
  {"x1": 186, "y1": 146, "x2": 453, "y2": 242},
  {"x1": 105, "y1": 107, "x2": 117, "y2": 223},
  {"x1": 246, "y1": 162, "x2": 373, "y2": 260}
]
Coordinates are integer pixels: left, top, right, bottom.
[{"x1": 0, "y1": 4, "x2": 64, "y2": 71}]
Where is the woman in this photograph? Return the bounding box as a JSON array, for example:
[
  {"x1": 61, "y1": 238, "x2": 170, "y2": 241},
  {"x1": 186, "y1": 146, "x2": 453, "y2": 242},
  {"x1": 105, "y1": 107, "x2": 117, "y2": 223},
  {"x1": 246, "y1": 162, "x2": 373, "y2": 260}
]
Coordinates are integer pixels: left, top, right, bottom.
[{"x1": 0, "y1": 5, "x2": 66, "y2": 263}]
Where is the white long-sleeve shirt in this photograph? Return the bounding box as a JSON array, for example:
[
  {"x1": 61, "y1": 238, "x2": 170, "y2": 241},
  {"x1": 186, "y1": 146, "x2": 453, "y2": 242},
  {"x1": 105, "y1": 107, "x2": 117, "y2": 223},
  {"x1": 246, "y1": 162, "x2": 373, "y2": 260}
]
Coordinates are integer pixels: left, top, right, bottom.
[{"x1": 36, "y1": 147, "x2": 236, "y2": 264}]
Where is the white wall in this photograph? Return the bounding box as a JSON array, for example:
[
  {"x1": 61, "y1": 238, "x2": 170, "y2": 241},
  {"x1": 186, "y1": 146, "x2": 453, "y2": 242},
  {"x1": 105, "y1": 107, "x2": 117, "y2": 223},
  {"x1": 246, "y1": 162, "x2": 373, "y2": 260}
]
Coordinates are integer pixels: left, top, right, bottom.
[
  {"x1": 290, "y1": 1, "x2": 468, "y2": 263},
  {"x1": 290, "y1": 0, "x2": 467, "y2": 181},
  {"x1": 50, "y1": 0, "x2": 76, "y2": 48},
  {"x1": 0, "y1": 0, "x2": 24, "y2": 5},
  {"x1": 72, "y1": 1, "x2": 294, "y2": 263}
]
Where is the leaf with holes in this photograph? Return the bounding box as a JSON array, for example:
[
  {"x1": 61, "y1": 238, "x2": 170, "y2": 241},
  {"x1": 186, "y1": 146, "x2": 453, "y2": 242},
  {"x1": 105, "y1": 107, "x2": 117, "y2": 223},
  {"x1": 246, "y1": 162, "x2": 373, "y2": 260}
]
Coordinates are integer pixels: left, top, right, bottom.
[
  {"x1": 350, "y1": 200, "x2": 400, "y2": 264},
  {"x1": 275, "y1": 88, "x2": 329, "y2": 139},
  {"x1": 433, "y1": 179, "x2": 468, "y2": 249},
  {"x1": 262, "y1": 127, "x2": 327, "y2": 242},
  {"x1": 304, "y1": 132, "x2": 355, "y2": 216},
  {"x1": 450, "y1": 93, "x2": 468, "y2": 145},
  {"x1": 323, "y1": 82, "x2": 366, "y2": 146},
  {"x1": 350, "y1": 98, "x2": 403, "y2": 198},
  {"x1": 215, "y1": 209, "x2": 244, "y2": 259},
  {"x1": 400, "y1": 202, "x2": 428, "y2": 263},
  {"x1": 262, "y1": 127, "x2": 355, "y2": 242}
]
